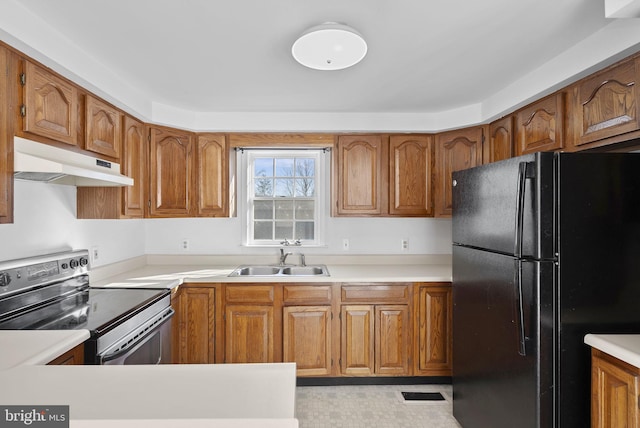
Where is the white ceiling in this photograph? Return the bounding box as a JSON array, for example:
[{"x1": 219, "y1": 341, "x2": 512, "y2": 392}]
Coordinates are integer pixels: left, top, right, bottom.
[{"x1": 11, "y1": 0, "x2": 616, "y2": 117}]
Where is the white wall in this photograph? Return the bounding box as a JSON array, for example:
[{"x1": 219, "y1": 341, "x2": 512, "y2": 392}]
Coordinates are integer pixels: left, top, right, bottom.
[{"x1": 0, "y1": 180, "x2": 145, "y2": 266}]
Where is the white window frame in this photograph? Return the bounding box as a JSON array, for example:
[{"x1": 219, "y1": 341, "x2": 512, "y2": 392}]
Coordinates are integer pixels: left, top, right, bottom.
[{"x1": 238, "y1": 148, "x2": 327, "y2": 247}]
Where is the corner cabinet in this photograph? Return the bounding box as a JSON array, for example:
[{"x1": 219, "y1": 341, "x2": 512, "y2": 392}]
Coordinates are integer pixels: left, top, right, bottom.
[
  {"x1": 486, "y1": 116, "x2": 514, "y2": 163},
  {"x1": 196, "y1": 133, "x2": 228, "y2": 217},
  {"x1": 0, "y1": 44, "x2": 16, "y2": 224},
  {"x1": 591, "y1": 348, "x2": 640, "y2": 428},
  {"x1": 20, "y1": 60, "x2": 79, "y2": 146},
  {"x1": 414, "y1": 283, "x2": 452, "y2": 376},
  {"x1": 149, "y1": 126, "x2": 195, "y2": 217},
  {"x1": 434, "y1": 126, "x2": 484, "y2": 217}
]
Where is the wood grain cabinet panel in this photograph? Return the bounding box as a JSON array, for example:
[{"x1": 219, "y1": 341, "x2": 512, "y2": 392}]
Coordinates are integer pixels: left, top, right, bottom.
[
  {"x1": 591, "y1": 349, "x2": 640, "y2": 428},
  {"x1": 341, "y1": 305, "x2": 375, "y2": 375},
  {"x1": 22, "y1": 61, "x2": 78, "y2": 146},
  {"x1": 85, "y1": 94, "x2": 121, "y2": 159},
  {"x1": 434, "y1": 126, "x2": 483, "y2": 217},
  {"x1": 334, "y1": 135, "x2": 385, "y2": 215},
  {"x1": 414, "y1": 283, "x2": 452, "y2": 376},
  {"x1": 283, "y1": 306, "x2": 332, "y2": 376},
  {"x1": 47, "y1": 343, "x2": 84, "y2": 365},
  {"x1": 0, "y1": 45, "x2": 15, "y2": 224},
  {"x1": 225, "y1": 305, "x2": 274, "y2": 363},
  {"x1": 375, "y1": 305, "x2": 410, "y2": 375},
  {"x1": 196, "y1": 133, "x2": 227, "y2": 217},
  {"x1": 121, "y1": 115, "x2": 147, "y2": 218},
  {"x1": 515, "y1": 92, "x2": 565, "y2": 155},
  {"x1": 571, "y1": 57, "x2": 640, "y2": 148},
  {"x1": 487, "y1": 116, "x2": 514, "y2": 163},
  {"x1": 389, "y1": 135, "x2": 433, "y2": 216},
  {"x1": 149, "y1": 126, "x2": 195, "y2": 217},
  {"x1": 175, "y1": 287, "x2": 216, "y2": 364}
]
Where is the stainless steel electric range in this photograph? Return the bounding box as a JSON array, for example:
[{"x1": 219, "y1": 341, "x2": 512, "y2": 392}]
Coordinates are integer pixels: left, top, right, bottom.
[{"x1": 0, "y1": 250, "x2": 173, "y2": 365}]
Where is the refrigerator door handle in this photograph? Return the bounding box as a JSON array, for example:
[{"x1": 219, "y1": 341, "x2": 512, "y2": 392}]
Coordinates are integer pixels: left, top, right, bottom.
[
  {"x1": 514, "y1": 259, "x2": 527, "y2": 356},
  {"x1": 514, "y1": 162, "x2": 528, "y2": 258}
]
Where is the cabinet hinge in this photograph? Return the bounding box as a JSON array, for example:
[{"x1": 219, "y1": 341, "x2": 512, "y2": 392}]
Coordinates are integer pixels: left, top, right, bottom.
[
  {"x1": 19, "y1": 105, "x2": 26, "y2": 117},
  {"x1": 19, "y1": 72, "x2": 25, "y2": 86}
]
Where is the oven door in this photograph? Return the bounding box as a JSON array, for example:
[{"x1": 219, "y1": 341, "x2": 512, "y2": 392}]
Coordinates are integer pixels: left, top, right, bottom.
[{"x1": 99, "y1": 308, "x2": 173, "y2": 365}]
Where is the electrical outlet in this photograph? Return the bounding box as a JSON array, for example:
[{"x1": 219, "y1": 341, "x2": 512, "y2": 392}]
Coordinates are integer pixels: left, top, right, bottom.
[
  {"x1": 342, "y1": 238, "x2": 350, "y2": 251},
  {"x1": 401, "y1": 239, "x2": 409, "y2": 251},
  {"x1": 180, "y1": 239, "x2": 190, "y2": 251},
  {"x1": 90, "y1": 246, "x2": 100, "y2": 263}
]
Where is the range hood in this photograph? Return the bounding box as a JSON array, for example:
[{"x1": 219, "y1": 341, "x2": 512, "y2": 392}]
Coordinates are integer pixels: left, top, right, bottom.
[{"x1": 13, "y1": 137, "x2": 134, "y2": 187}]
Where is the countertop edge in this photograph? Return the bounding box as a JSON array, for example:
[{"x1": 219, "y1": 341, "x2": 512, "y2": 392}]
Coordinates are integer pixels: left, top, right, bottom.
[{"x1": 585, "y1": 334, "x2": 640, "y2": 368}]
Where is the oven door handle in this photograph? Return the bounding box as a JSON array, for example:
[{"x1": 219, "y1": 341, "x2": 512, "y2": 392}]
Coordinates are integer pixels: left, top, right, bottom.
[{"x1": 99, "y1": 308, "x2": 174, "y2": 364}]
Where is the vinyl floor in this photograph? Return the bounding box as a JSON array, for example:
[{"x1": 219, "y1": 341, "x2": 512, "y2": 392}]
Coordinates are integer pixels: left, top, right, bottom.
[{"x1": 295, "y1": 384, "x2": 462, "y2": 428}]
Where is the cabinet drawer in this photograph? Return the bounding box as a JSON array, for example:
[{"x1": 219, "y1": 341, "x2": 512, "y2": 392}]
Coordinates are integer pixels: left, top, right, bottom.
[
  {"x1": 283, "y1": 285, "x2": 332, "y2": 304},
  {"x1": 341, "y1": 284, "x2": 410, "y2": 303},
  {"x1": 225, "y1": 285, "x2": 274, "y2": 303}
]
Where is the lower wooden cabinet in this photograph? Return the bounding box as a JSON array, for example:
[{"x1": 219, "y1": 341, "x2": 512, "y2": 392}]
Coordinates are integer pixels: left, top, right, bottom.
[
  {"x1": 414, "y1": 283, "x2": 453, "y2": 376},
  {"x1": 592, "y1": 349, "x2": 640, "y2": 428},
  {"x1": 47, "y1": 343, "x2": 84, "y2": 365},
  {"x1": 173, "y1": 281, "x2": 452, "y2": 379}
]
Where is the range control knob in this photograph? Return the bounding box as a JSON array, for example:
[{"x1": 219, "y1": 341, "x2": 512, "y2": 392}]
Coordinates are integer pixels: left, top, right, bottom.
[
  {"x1": 0, "y1": 272, "x2": 11, "y2": 287},
  {"x1": 69, "y1": 259, "x2": 79, "y2": 269},
  {"x1": 79, "y1": 257, "x2": 89, "y2": 267}
]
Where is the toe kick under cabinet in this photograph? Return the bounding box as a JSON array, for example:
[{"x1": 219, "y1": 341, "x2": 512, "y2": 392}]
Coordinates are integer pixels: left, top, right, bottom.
[{"x1": 171, "y1": 282, "x2": 452, "y2": 379}]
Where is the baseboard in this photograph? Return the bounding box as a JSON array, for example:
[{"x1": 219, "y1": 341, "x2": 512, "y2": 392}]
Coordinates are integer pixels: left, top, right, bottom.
[{"x1": 296, "y1": 376, "x2": 452, "y2": 386}]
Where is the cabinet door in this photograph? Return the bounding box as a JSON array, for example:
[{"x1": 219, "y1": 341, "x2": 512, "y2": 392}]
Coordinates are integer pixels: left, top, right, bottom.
[
  {"x1": 487, "y1": 116, "x2": 514, "y2": 163},
  {"x1": 375, "y1": 305, "x2": 410, "y2": 375},
  {"x1": 122, "y1": 115, "x2": 147, "y2": 218},
  {"x1": 0, "y1": 45, "x2": 15, "y2": 224},
  {"x1": 415, "y1": 284, "x2": 452, "y2": 376},
  {"x1": 572, "y1": 57, "x2": 640, "y2": 148},
  {"x1": 283, "y1": 306, "x2": 332, "y2": 376},
  {"x1": 334, "y1": 135, "x2": 385, "y2": 216},
  {"x1": 196, "y1": 133, "x2": 227, "y2": 217},
  {"x1": 149, "y1": 126, "x2": 194, "y2": 217},
  {"x1": 592, "y1": 351, "x2": 640, "y2": 428},
  {"x1": 434, "y1": 127, "x2": 483, "y2": 217},
  {"x1": 341, "y1": 305, "x2": 375, "y2": 375},
  {"x1": 22, "y1": 61, "x2": 78, "y2": 146},
  {"x1": 225, "y1": 305, "x2": 274, "y2": 363},
  {"x1": 176, "y1": 287, "x2": 215, "y2": 364},
  {"x1": 47, "y1": 343, "x2": 84, "y2": 365},
  {"x1": 389, "y1": 135, "x2": 433, "y2": 216},
  {"x1": 85, "y1": 94, "x2": 121, "y2": 159},
  {"x1": 515, "y1": 92, "x2": 565, "y2": 155}
]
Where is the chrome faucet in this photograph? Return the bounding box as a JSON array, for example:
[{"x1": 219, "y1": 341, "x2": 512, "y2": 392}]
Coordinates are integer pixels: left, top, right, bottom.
[
  {"x1": 279, "y1": 248, "x2": 293, "y2": 266},
  {"x1": 299, "y1": 253, "x2": 306, "y2": 267}
]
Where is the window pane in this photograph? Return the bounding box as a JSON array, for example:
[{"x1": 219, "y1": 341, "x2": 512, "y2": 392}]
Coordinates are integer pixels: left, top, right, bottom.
[
  {"x1": 254, "y1": 158, "x2": 273, "y2": 177},
  {"x1": 254, "y1": 200, "x2": 273, "y2": 219},
  {"x1": 295, "y1": 222, "x2": 314, "y2": 240},
  {"x1": 295, "y1": 178, "x2": 315, "y2": 197},
  {"x1": 275, "y1": 158, "x2": 294, "y2": 176},
  {"x1": 254, "y1": 176, "x2": 273, "y2": 196},
  {"x1": 295, "y1": 200, "x2": 314, "y2": 220},
  {"x1": 275, "y1": 200, "x2": 293, "y2": 219},
  {"x1": 275, "y1": 221, "x2": 294, "y2": 240},
  {"x1": 295, "y1": 158, "x2": 315, "y2": 177},
  {"x1": 275, "y1": 178, "x2": 295, "y2": 197},
  {"x1": 254, "y1": 221, "x2": 273, "y2": 240}
]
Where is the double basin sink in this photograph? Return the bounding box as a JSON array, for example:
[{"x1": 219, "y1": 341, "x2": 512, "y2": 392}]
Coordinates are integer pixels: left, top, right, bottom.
[{"x1": 228, "y1": 264, "x2": 330, "y2": 277}]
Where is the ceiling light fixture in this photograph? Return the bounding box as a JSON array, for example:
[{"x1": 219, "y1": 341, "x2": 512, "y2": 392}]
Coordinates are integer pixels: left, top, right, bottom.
[{"x1": 292, "y1": 22, "x2": 367, "y2": 71}]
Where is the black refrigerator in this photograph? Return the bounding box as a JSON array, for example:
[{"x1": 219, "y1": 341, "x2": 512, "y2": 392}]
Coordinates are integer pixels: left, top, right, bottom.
[{"x1": 451, "y1": 151, "x2": 640, "y2": 428}]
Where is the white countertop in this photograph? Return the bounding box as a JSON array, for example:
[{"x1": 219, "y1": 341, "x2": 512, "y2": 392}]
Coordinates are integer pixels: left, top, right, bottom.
[
  {"x1": 585, "y1": 334, "x2": 640, "y2": 368},
  {"x1": 0, "y1": 330, "x2": 89, "y2": 368}
]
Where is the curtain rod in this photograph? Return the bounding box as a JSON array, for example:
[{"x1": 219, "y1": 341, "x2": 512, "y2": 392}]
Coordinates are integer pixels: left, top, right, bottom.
[{"x1": 234, "y1": 147, "x2": 331, "y2": 153}]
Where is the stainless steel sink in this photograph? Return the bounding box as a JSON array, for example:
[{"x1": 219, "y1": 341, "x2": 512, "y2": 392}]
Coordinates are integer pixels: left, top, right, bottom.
[{"x1": 228, "y1": 264, "x2": 329, "y2": 277}]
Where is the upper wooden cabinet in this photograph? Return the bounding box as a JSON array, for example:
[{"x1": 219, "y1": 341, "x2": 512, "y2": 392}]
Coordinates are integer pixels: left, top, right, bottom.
[
  {"x1": 434, "y1": 126, "x2": 483, "y2": 217},
  {"x1": 85, "y1": 94, "x2": 121, "y2": 159},
  {"x1": 0, "y1": 45, "x2": 16, "y2": 224},
  {"x1": 20, "y1": 61, "x2": 79, "y2": 146},
  {"x1": 149, "y1": 126, "x2": 195, "y2": 217},
  {"x1": 334, "y1": 135, "x2": 385, "y2": 216},
  {"x1": 389, "y1": 135, "x2": 433, "y2": 216},
  {"x1": 121, "y1": 115, "x2": 147, "y2": 218},
  {"x1": 196, "y1": 134, "x2": 228, "y2": 217},
  {"x1": 486, "y1": 116, "x2": 514, "y2": 163},
  {"x1": 569, "y1": 56, "x2": 640, "y2": 149},
  {"x1": 515, "y1": 92, "x2": 565, "y2": 155}
]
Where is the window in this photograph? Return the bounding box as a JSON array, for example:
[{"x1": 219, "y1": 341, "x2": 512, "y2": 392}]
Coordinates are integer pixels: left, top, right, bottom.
[{"x1": 241, "y1": 149, "x2": 326, "y2": 246}]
